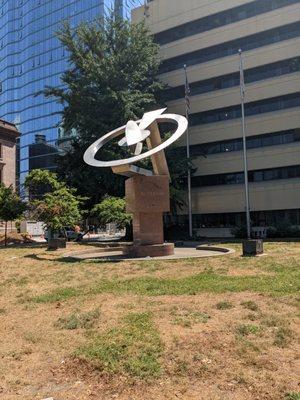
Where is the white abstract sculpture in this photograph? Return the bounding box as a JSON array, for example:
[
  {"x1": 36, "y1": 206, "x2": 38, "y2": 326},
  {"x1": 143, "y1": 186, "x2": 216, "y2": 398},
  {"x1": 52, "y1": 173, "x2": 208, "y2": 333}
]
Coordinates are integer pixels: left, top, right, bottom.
[
  {"x1": 83, "y1": 108, "x2": 188, "y2": 258},
  {"x1": 83, "y1": 108, "x2": 188, "y2": 171}
]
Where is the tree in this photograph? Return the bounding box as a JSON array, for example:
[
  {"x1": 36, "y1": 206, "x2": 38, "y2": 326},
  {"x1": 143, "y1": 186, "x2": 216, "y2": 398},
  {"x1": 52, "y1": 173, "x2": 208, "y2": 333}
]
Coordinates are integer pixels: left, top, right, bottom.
[
  {"x1": 24, "y1": 169, "x2": 62, "y2": 200},
  {"x1": 43, "y1": 16, "x2": 165, "y2": 208},
  {"x1": 24, "y1": 170, "x2": 83, "y2": 248},
  {"x1": 34, "y1": 186, "x2": 82, "y2": 235},
  {"x1": 92, "y1": 196, "x2": 132, "y2": 230},
  {"x1": 0, "y1": 185, "x2": 26, "y2": 246}
]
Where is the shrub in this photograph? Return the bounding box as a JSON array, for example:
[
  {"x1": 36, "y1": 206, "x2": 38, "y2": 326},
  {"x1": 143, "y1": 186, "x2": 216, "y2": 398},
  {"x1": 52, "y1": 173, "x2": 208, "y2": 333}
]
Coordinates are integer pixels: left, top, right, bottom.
[
  {"x1": 231, "y1": 225, "x2": 247, "y2": 239},
  {"x1": 267, "y1": 224, "x2": 300, "y2": 238}
]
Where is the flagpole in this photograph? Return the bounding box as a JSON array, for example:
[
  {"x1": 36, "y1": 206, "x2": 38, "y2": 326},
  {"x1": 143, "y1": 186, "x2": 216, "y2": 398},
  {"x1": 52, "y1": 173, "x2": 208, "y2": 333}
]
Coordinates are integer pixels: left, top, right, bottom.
[
  {"x1": 184, "y1": 64, "x2": 193, "y2": 238},
  {"x1": 239, "y1": 49, "x2": 251, "y2": 239}
]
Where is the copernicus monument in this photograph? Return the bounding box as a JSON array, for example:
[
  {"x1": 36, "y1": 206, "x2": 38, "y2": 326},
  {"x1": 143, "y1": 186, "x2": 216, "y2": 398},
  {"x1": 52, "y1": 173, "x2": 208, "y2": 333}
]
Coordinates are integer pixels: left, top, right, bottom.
[{"x1": 84, "y1": 108, "x2": 188, "y2": 257}]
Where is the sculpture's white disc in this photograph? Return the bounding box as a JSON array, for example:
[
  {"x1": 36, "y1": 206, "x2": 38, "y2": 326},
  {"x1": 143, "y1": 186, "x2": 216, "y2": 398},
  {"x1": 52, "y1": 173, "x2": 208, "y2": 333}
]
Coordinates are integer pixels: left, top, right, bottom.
[{"x1": 83, "y1": 111, "x2": 188, "y2": 168}]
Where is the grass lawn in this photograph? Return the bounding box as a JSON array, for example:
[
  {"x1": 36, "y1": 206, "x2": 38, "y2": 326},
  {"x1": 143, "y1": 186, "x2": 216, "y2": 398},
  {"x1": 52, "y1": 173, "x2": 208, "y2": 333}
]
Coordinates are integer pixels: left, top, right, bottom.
[{"x1": 0, "y1": 241, "x2": 299, "y2": 400}]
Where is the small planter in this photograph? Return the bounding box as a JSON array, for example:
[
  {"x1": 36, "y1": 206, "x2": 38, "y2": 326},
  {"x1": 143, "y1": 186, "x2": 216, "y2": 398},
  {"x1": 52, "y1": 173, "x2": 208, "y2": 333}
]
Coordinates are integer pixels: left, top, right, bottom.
[{"x1": 48, "y1": 238, "x2": 67, "y2": 251}]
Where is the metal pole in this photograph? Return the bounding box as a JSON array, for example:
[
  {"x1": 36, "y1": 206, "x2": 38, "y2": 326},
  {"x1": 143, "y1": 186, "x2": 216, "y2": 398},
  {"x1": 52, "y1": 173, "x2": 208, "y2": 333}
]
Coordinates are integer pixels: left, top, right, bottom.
[
  {"x1": 239, "y1": 49, "x2": 251, "y2": 239},
  {"x1": 184, "y1": 65, "x2": 193, "y2": 238},
  {"x1": 187, "y1": 133, "x2": 193, "y2": 239}
]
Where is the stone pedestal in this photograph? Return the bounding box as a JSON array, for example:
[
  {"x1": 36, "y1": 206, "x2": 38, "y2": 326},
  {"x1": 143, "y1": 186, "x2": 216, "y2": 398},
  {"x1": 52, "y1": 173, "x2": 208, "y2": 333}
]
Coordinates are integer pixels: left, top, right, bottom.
[
  {"x1": 125, "y1": 175, "x2": 173, "y2": 257},
  {"x1": 242, "y1": 239, "x2": 264, "y2": 256},
  {"x1": 48, "y1": 238, "x2": 67, "y2": 251},
  {"x1": 125, "y1": 243, "x2": 174, "y2": 258}
]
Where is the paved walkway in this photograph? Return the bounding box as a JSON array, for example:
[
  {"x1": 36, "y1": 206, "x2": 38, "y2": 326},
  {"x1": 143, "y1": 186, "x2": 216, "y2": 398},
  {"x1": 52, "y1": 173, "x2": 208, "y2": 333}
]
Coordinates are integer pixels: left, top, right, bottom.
[{"x1": 63, "y1": 246, "x2": 234, "y2": 262}]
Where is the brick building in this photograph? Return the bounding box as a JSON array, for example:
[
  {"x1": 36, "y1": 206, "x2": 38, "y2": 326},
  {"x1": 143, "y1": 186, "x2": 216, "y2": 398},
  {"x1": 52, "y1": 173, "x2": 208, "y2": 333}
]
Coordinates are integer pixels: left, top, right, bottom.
[
  {"x1": 0, "y1": 119, "x2": 19, "y2": 234},
  {"x1": 0, "y1": 119, "x2": 19, "y2": 188}
]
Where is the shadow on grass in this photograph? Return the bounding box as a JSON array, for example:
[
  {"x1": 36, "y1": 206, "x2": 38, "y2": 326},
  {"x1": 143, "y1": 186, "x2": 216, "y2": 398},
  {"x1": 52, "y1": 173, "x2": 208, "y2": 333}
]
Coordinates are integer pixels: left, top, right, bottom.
[
  {"x1": 0, "y1": 243, "x2": 47, "y2": 249},
  {"x1": 57, "y1": 256, "x2": 89, "y2": 263},
  {"x1": 23, "y1": 252, "x2": 128, "y2": 264},
  {"x1": 23, "y1": 253, "x2": 85, "y2": 263},
  {"x1": 24, "y1": 254, "x2": 41, "y2": 260}
]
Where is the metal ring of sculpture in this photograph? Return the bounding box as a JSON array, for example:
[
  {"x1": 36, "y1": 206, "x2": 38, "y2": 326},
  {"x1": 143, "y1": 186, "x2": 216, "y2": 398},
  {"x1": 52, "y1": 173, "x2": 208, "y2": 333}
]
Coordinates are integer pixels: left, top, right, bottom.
[{"x1": 83, "y1": 113, "x2": 188, "y2": 168}]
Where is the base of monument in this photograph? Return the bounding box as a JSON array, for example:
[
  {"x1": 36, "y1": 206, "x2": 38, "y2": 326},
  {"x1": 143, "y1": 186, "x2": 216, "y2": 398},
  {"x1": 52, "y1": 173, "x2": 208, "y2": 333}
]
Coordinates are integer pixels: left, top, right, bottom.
[
  {"x1": 242, "y1": 239, "x2": 264, "y2": 256},
  {"x1": 48, "y1": 238, "x2": 67, "y2": 251},
  {"x1": 124, "y1": 243, "x2": 174, "y2": 258}
]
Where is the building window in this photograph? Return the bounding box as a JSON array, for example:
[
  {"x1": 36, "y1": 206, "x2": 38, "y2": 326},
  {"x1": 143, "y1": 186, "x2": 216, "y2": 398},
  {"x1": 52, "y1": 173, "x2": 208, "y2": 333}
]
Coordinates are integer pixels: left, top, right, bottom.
[
  {"x1": 159, "y1": 22, "x2": 300, "y2": 74},
  {"x1": 164, "y1": 57, "x2": 300, "y2": 102},
  {"x1": 189, "y1": 92, "x2": 300, "y2": 126},
  {"x1": 192, "y1": 209, "x2": 300, "y2": 228},
  {"x1": 192, "y1": 165, "x2": 300, "y2": 187},
  {"x1": 189, "y1": 129, "x2": 300, "y2": 156},
  {"x1": 155, "y1": 0, "x2": 299, "y2": 45}
]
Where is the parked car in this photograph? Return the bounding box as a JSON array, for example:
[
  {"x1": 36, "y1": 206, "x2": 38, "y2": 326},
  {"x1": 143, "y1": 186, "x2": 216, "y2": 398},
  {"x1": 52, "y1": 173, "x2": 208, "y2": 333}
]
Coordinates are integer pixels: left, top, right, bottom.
[{"x1": 64, "y1": 228, "x2": 79, "y2": 241}]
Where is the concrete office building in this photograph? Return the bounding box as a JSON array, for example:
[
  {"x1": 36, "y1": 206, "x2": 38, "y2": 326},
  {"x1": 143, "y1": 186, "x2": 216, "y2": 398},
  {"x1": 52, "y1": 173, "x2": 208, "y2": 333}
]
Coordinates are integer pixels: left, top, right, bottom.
[
  {"x1": 133, "y1": 0, "x2": 300, "y2": 237},
  {"x1": 0, "y1": 0, "x2": 143, "y2": 187}
]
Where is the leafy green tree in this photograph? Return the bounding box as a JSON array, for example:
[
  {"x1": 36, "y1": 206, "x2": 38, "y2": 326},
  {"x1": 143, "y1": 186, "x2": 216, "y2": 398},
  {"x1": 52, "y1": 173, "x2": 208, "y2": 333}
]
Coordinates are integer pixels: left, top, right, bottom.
[
  {"x1": 0, "y1": 185, "x2": 26, "y2": 246},
  {"x1": 92, "y1": 196, "x2": 132, "y2": 230},
  {"x1": 25, "y1": 169, "x2": 62, "y2": 200},
  {"x1": 34, "y1": 187, "x2": 82, "y2": 236},
  {"x1": 43, "y1": 16, "x2": 165, "y2": 207},
  {"x1": 25, "y1": 170, "x2": 83, "y2": 246}
]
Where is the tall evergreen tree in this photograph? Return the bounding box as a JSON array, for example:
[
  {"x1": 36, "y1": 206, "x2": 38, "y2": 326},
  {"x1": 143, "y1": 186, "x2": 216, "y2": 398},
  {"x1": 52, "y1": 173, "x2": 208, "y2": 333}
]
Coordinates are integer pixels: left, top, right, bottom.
[{"x1": 44, "y1": 17, "x2": 165, "y2": 207}]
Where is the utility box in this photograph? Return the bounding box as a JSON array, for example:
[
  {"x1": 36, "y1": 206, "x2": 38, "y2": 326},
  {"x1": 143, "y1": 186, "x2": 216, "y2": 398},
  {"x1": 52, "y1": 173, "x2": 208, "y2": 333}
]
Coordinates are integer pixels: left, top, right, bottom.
[
  {"x1": 20, "y1": 221, "x2": 44, "y2": 237},
  {"x1": 243, "y1": 239, "x2": 264, "y2": 256}
]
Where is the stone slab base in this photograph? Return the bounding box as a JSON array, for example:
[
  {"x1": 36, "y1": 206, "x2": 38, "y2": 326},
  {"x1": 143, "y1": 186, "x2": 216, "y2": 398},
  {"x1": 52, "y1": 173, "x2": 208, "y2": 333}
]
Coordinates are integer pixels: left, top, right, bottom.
[
  {"x1": 124, "y1": 243, "x2": 174, "y2": 258},
  {"x1": 126, "y1": 175, "x2": 170, "y2": 246},
  {"x1": 48, "y1": 238, "x2": 67, "y2": 250},
  {"x1": 242, "y1": 239, "x2": 264, "y2": 256}
]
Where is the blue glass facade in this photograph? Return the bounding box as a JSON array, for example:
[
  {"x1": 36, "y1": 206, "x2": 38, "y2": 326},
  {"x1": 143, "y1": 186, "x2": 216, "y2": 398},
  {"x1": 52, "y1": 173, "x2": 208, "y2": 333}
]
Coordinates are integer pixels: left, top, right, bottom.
[{"x1": 0, "y1": 0, "x2": 142, "y2": 186}]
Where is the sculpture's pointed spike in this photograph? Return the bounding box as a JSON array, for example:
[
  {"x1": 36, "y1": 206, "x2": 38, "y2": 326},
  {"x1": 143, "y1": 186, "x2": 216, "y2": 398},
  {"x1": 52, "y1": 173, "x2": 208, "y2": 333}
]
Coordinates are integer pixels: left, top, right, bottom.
[{"x1": 139, "y1": 108, "x2": 167, "y2": 131}]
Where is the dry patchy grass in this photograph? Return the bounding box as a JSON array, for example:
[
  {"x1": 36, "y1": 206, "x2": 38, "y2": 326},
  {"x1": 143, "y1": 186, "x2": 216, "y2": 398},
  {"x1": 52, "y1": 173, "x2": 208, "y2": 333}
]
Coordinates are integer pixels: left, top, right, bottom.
[{"x1": 0, "y1": 241, "x2": 299, "y2": 400}]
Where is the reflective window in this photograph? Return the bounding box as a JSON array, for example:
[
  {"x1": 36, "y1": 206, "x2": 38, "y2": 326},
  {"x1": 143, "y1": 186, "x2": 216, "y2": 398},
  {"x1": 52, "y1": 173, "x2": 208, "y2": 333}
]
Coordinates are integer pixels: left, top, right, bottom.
[
  {"x1": 190, "y1": 129, "x2": 300, "y2": 156},
  {"x1": 160, "y1": 22, "x2": 300, "y2": 74},
  {"x1": 192, "y1": 209, "x2": 300, "y2": 228},
  {"x1": 192, "y1": 165, "x2": 300, "y2": 187},
  {"x1": 155, "y1": 0, "x2": 299, "y2": 45},
  {"x1": 189, "y1": 92, "x2": 300, "y2": 126},
  {"x1": 0, "y1": 0, "x2": 143, "y2": 179},
  {"x1": 164, "y1": 57, "x2": 300, "y2": 102}
]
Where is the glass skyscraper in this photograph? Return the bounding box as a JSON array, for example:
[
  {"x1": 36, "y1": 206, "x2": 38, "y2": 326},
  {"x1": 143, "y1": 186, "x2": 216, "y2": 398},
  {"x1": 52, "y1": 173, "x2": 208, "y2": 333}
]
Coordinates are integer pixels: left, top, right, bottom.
[{"x1": 0, "y1": 0, "x2": 143, "y2": 186}]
